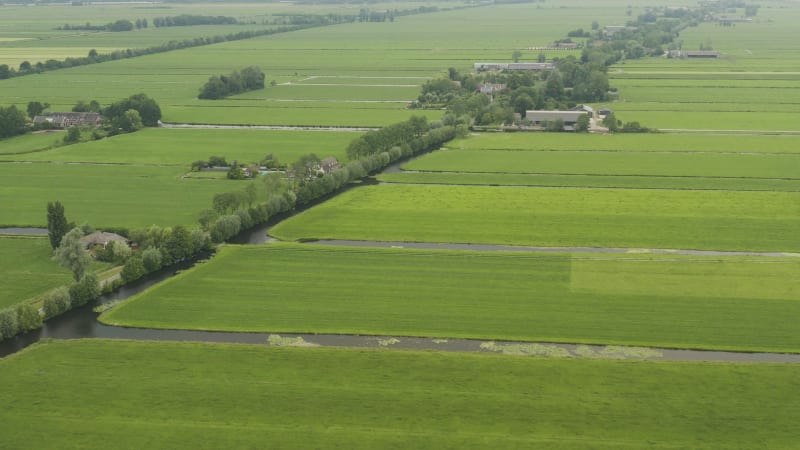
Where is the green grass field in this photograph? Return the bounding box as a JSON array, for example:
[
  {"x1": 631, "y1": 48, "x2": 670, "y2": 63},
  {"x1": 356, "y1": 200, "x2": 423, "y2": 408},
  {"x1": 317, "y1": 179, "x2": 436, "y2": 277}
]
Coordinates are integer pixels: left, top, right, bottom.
[
  {"x1": 377, "y1": 171, "x2": 800, "y2": 191},
  {"x1": 401, "y1": 149, "x2": 800, "y2": 179},
  {"x1": 0, "y1": 132, "x2": 62, "y2": 155},
  {"x1": 102, "y1": 244, "x2": 800, "y2": 352},
  {"x1": 1, "y1": 128, "x2": 356, "y2": 165},
  {"x1": 1, "y1": 340, "x2": 799, "y2": 449},
  {"x1": 270, "y1": 184, "x2": 800, "y2": 252},
  {"x1": 0, "y1": 237, "x2": 75, "y2": 309},
  {"x1": 446, "y1": 133, "x2": 800, "y2": 154},
  {"x1": 0, "y1": 163, "x2": 255, "y2": 228}
]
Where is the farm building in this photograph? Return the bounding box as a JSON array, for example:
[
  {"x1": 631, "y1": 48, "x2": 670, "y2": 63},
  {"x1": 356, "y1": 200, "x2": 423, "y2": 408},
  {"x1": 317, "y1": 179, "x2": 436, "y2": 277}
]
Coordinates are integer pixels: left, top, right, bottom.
[
  {"x1": 684, "y1": 50, "x2": 721, "y2": 58},
  {"x1": 320, "y1": 157, "x2": 340, "y2": 174},
  {"x1": 603, "y1": 25, "x2": 638, "y2": 37},
  {"x1": 32, "y1": 112, "x2": 103, "y2": 128},
  {"x1": 524, "y1": 110, "x2": 588, "y2": 130},
  {"x1": 79, "y1": 231, "x2": 129, "y2": 249},
  {"x1": 478, "y1": 83, "x2": 506, "y2": 95},
  {"x1": 474, "y1": 62, "x2": 554, "y2": 72},
  {"x1": 667, "y1": 50, "x2": 722, "y2": 58},
  {"x1": 570, "y1": 104, "x2": 594, "y2": 118},
  {"x1": 554, "y1": 42, "x2": 579, "y2": 49},
  {"x1": 716, "y1": 17, "x2": 752, "y2": 23}
]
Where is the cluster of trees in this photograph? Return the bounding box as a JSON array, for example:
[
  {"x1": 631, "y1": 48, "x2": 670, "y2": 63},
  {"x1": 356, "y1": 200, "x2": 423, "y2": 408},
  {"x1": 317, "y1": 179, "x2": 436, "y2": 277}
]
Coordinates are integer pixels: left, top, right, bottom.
[
  {"x1": 152, "y1": 15, "x2": 238, "y2": 27},
  {"x1": 121, "y1": 225, "x2": 212, "y2": 282},
  {"x1": 104, "y1": 93, "x2": 161, "y2": 133},
  {"x1": 414, "y1": 61, "x2": 609, "y2": 127},
  {"x1": 0, "y1": 105, "x2": 27, "y2": 139},
  {"x1": 198, "y1": 66, "x2": 265, "y2": 100},
  {"x1": 0, "y1": 303, "x2": 41, "y2": 341},
  {"x1": 346, "y1": 116, "x2": 429, "y2": 159},
  {"x1": 0, "y1": 26, "x2": 304, "y2": 80},
  {"x1": 57, "y1": 19, "x2": 143, "y2": 32}
]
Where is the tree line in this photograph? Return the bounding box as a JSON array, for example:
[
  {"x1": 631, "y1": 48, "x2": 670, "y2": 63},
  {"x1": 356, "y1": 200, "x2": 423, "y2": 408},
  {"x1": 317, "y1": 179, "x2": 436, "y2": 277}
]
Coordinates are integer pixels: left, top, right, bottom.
[
  {"x1": 0, "y1": 26, "x2": 305, "y2": 81},
  {"x1": 57, "y1": 18, "x2": 146, "y2": 32},
  {"x1": 152, "y1": 15, "x2": 238, "y2": 27}
]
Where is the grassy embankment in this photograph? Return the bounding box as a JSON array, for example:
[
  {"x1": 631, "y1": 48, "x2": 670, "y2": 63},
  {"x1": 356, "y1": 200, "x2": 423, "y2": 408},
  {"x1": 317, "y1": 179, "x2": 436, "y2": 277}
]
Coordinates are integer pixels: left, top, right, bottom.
[{"x1": 103, "y1": 244, "x2": 800, "y2": 353}]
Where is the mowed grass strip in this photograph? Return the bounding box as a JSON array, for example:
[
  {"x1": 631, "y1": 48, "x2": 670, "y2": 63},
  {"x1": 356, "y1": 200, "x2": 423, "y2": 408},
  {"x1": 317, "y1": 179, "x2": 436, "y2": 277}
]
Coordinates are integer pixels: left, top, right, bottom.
[
  {"x1": 0, "y1": 163, "x2": 255, "y2": 228},
  {"x1": 447, "y1": 133, "x2": 800, "y2": 154},
  {"x1": 2, "y1": 340, "x2": 799, "y2": 449},
  {"x1": 270, "y1": 185, "x2": 800, "y2": 252},
  {"x1": 377, "y1": 171, "x2": 800, "y2": 191},
  {"x1": 0, "y1": 237, "x2": 74, "y2": 309},
  {"x1": 103, "y1": 244, "x2": 800, "y2": 352},
  {"x1": 402, "y1": 149, "x2": 800, "y2": 179}
]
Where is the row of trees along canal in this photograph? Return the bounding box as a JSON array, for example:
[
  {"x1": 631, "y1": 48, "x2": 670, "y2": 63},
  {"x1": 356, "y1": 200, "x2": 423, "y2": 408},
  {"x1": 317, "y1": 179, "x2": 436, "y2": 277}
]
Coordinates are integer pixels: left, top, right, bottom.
[{"x1": 0, "y1": 116, "x2": 459, "y2": 343}]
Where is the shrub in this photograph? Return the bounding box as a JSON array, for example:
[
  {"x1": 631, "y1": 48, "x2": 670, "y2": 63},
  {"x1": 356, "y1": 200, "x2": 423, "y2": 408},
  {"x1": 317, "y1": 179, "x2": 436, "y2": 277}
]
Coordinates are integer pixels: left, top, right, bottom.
[
  {"x1": 15, "y1": 303, "x2": 42, "y2": 332},
  {"x1": 69, "y1": 273, "x2": 100, "y2": 307},
  {"x1": 141, "y1": 247, "x2": 163, "y2": 273},
  {"x1": 121, "y1": 256, "x2": 146, "y2": 282},
  {"x1": 42, "y1": 287, "x2": 71, "y2": 319},
  {"x1": 0, "y1": 308, "x2": 19, "y2": 340}
]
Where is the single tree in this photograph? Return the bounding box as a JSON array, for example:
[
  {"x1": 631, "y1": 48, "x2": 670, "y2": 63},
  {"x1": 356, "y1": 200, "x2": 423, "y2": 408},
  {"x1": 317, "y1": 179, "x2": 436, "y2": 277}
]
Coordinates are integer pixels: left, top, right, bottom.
[
  {"x1": 47, "y1": 201, "x2": 69, "y2": 249},
  {"x1": 575, "y1": 114, "x2": 590, "y2": 132},
  {"x1": 602, "y1": 113, "x2": 619, "y2": 132},
  {"x1": 63, "y1": 126, "x2": 81, "y2": 144},
  {"x1": 27, "y1": 101, "x2": 48, "y2": 118},
  {"x1": 53, "y1": 227, "x2": 91, "y2": 281},
  {"x1": 512, "y1": 50, "x2": 523, "y2": 62}
]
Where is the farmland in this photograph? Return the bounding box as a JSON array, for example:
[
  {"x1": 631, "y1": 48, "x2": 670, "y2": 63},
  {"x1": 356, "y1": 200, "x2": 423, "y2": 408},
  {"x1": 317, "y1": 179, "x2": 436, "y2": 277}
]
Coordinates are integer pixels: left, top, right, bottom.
[
  {"x1": 442, "y1": 133, "x2": 800, "y2": 154},
  {"x1": 0, "y1": 237, "x2": 75, "y2": 309},
  {"x1": 0, "y1": 163, "x2": 254, "y2": 228},
  {"x1": 377, "y1": 171, "x2": 800, "y2": 191},
  {"x1": 270, "y1": 184, "x2": 800, "y2": 252},
  {"x1": 399, "y1": 148, "x2": 800, "y2": 179},
  {"x1": 2, "y1": 340, "x2": 800, "y2": 449},
  {"x1": 103, "y1": 244, "x2": 800, "y2": 353},
  {"x1": 0, "y1": 128, "x2": 356, "y2": 165},
  {"x1": 2, "y1": 0, "x2": 800, "y2": 446}
]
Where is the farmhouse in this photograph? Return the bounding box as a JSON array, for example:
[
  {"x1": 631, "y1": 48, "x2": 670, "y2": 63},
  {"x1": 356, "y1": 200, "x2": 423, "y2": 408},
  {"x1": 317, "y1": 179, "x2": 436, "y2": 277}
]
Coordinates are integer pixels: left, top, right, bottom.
[
  {"x1": 79, "y1": 231, "x2": 129, "y2": 249},
  {"x1": 603, "y1": 25, "x2": 638, "y2": 37},
  {"x1": 474, "y1": 62, "x2": 555, "y2": 72},
  {"x1": 524, "y1": 110, "x2": 588, "y2": 130},
  {"x1": 570, "y1": 104, "x2": 594, "y2": 118},
  {"x1": 478, "y1": 83, "x2": 506, "y2": 95},
  {"x1": 32, "y1": 112, "x2": 103, "y2": 128},
  {"x1": 320, "y1": 157, "x2": 340, "y2": 174}
]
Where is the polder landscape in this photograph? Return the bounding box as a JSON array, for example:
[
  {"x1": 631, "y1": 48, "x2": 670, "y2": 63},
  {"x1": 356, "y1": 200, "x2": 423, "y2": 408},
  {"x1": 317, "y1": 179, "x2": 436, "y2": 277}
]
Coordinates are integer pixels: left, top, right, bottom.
[{"x1": 1, "y1": 0, "x2": 799, "y2": 447}]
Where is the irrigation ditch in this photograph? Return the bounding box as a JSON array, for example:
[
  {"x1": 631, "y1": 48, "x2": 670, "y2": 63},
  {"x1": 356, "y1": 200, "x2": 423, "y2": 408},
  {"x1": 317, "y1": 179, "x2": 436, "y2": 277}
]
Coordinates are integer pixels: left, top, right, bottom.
[{"x1": 2, "y1": 154, "x2": 799, "y2": 363}]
